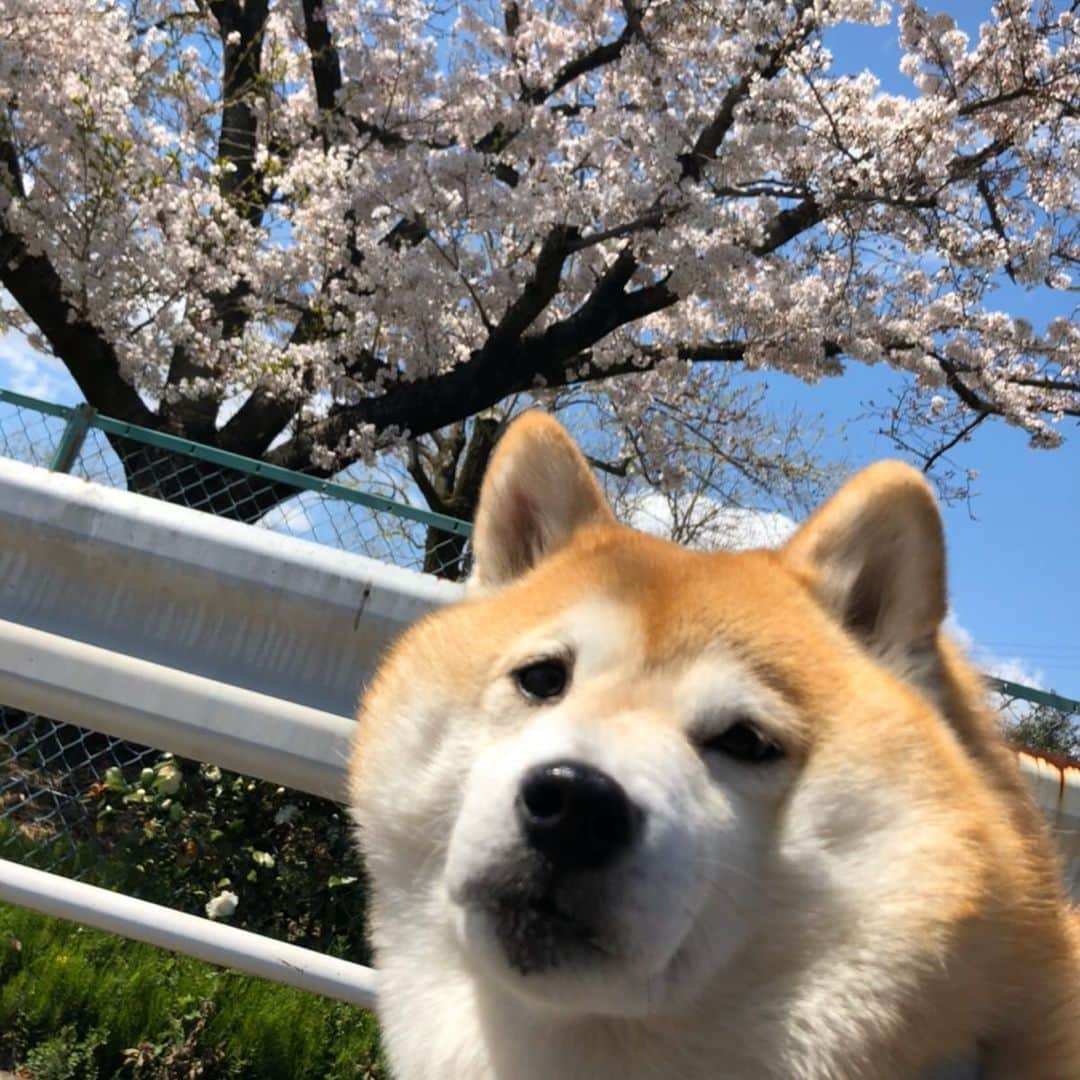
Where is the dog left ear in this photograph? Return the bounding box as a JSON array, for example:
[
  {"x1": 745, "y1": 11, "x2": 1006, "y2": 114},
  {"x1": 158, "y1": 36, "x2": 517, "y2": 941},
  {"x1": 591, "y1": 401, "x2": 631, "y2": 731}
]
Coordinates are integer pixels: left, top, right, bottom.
[
  {"x1": 469, "y1": 411, "x2": 613, "y2": 589},
  {"x1": 783, "y1": 462, "x2": 947, "y2": 681}
]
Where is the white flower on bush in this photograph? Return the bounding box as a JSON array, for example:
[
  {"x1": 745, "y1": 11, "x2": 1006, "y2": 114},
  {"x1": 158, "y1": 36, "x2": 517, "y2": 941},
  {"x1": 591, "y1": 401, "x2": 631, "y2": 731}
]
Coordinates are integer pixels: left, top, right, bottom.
[
  {"x1": 205, "y1": 890, "x2": 238, "y2": 920},
  {"x1": 154, "y1": 763, "x2": 182, "y2": 796},
  {"x1": 103, "y1": 766, "x2": 126, "y2": 792},
  {"x1": 274, "y1": 804, "x2": 299, "y2": 826}
]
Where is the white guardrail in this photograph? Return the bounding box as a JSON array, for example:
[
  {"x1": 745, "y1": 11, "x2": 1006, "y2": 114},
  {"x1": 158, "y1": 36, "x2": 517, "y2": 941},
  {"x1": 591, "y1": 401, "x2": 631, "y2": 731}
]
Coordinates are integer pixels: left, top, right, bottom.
[
  {"x1": 0, "y1": 455, "x2": 1076, "y2": 1011},
  {"x1": 0, "y1": 455, "x2": 462, "y2": 1007}
]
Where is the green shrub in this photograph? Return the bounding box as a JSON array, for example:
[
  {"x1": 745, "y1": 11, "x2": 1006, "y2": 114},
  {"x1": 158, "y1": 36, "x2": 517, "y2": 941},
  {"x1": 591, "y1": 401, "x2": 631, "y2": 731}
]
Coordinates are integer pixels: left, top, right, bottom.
[
  {"x1": 22, "y1": 1026, "x2": 105, "y2": 1080},
  {"x1": 88, "y1": 753, "x2": 370, "y2": 962}
]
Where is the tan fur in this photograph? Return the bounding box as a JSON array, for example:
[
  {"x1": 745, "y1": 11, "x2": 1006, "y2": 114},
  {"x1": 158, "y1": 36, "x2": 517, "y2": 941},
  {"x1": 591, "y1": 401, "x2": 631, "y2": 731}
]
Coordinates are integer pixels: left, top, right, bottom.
[{"x1": 350, "y1": 412, "x2": 1080, "y2": 1080}]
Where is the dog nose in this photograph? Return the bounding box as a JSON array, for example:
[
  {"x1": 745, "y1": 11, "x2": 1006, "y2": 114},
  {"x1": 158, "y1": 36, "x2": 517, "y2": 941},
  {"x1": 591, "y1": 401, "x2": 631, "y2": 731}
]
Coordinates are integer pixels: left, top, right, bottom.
[{"x1": 516, "y1": 761, "x2": 638, "y2": 871}]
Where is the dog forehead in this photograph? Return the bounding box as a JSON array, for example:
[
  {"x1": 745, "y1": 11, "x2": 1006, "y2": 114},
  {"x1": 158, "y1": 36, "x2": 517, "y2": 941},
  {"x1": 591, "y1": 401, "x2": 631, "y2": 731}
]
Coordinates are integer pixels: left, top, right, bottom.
[{"x1": 482, "y1": 527, "x2": 834, "y2": 687}]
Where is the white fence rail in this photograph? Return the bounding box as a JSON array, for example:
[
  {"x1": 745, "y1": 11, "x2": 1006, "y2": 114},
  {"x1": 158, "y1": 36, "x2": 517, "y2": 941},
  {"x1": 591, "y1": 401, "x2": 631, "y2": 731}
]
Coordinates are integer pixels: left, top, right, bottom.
[
  {"x1": 0, "y1": 455, "x2": 460, "y2": 722},
  {"x1": 0, "y1": 862, "x2": 378, "y2": 1009},
  {"x1": 0, "y1": 456, "x2": 463, "y2": 1004},
  {"x1": 0, "y1": 617, "x2": 354, "y2": 801}
]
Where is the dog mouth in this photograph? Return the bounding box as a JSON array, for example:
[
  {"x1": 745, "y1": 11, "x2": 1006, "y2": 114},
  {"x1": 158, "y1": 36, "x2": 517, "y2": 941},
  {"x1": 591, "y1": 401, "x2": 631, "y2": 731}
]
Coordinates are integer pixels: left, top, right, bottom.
[
  {"x1": 461, "y1": 871, "x2": 610, "y2": 975},
  {"x1": 491, "y1": 889, "x2": 607, "y2": 974}
]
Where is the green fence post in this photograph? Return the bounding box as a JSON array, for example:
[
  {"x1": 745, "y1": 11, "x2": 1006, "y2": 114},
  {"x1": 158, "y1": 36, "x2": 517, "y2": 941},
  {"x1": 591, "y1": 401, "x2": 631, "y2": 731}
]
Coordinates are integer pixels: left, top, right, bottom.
[{"x1": 50, "y1": 404, "x2": 97, "y2": 473}]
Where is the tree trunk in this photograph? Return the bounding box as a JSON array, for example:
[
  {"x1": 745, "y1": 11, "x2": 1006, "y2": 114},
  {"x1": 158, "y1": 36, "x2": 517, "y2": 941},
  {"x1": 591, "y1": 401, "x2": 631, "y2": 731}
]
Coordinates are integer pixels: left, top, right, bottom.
[
  {"x1": 408, "y1": 417, "x2": 501, "y2": 582},
  {"x1": 421, "y1": 528, "x2": 470, "y2": 581},
  {"x1": 110, "y1": 435, "x2": 298, "y2": 524}
]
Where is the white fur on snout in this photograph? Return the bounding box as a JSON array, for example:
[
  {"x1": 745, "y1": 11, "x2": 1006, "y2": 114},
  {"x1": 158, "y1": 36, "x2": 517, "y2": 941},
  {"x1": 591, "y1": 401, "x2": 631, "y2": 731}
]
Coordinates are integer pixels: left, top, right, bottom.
[{"x1": 444, "y1": 711, "x2": 755, "y2": 1012}]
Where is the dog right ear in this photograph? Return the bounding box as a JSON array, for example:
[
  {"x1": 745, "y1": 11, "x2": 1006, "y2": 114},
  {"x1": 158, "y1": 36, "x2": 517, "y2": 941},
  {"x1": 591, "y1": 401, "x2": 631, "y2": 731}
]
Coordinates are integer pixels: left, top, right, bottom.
[
  {"x1": 782, "y1": 460, "x2": 947, "y2": 689},
  {"x1": 469, "y1": 412, "x2": 613, "y2": 589}
]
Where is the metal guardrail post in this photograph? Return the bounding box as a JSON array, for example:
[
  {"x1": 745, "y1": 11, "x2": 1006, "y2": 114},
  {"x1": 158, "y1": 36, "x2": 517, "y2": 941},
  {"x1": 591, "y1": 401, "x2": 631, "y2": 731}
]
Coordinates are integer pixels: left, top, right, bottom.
[{"x1": 49, "y1": 403, "x2": 97, "y2": 473}]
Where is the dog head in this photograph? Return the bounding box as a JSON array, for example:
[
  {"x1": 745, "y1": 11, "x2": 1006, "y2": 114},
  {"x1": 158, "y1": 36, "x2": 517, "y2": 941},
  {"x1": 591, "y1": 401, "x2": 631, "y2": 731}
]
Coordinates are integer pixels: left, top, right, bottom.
[{"x1": 350, "y1": 411, "x2": 980, "y2": 1022}]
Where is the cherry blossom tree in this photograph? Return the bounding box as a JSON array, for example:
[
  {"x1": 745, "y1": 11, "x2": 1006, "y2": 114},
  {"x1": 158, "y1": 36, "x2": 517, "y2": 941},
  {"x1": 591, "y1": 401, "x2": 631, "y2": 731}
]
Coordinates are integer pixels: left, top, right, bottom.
[{"x1": 0, "y1": 0, "x2": 1076, "y2": 532}]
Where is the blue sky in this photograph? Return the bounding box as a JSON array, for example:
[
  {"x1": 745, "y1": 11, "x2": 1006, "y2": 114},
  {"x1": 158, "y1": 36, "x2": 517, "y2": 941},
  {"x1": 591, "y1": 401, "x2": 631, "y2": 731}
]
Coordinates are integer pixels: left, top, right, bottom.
[
  {"x1": 811, "y1": 4, "x2": 1080, "y2": 698},
  {"x1": 750, "y1": 362, "x2": 1080, "y2": 697},
  {"x1": 1, "y1": 2, "x2": 1076, "y2": 699}
]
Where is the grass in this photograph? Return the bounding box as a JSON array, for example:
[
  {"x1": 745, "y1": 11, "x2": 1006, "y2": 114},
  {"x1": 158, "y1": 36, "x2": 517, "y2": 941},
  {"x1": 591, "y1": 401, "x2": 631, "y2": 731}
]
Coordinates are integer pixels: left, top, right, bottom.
[{"x1": 0, "y1": 903, "x2": 386, "y2": 1079}]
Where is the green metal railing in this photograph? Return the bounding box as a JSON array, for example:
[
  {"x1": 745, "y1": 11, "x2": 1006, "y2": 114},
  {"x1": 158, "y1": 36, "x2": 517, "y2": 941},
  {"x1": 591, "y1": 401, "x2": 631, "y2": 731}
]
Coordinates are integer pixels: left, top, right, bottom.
[
  {"x1": 987, "y1": 678, "x2": 1079, "y2": 717},
  {"x1": 0, "y1": 385, "x2": 472, "y2": 580}
]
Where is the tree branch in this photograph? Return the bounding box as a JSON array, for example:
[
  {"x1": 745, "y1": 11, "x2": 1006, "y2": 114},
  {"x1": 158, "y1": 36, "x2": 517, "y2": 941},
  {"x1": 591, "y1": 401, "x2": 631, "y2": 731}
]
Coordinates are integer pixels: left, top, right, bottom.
[
  {"x1": 300, "y1": 0, "x2": 407, "y2": 148},
  {"x1": 753, "y1": 197, "x2": 822, "y2": 256},
  {"x1": 407, "y1": 440, "x2": 447, "y2": 512},
  {"x1": 920, "y1": 412, "x2": 990, "y2": 473},
  {"x1": 1009, "y1": 376, "x2": 1080, "y2": 394},
  {"x1": 0, "y1": 215, "x2": 156, "y2": 427},
  {"x1": 263, "y1": 249, "x2": 677, "y2": 466},
  {"x1": 933, "y1": 351, "x2": 1000, "y2": 414},
  {"x1": 222, "y1": 224, "x2": 579, "y2": 457},
  {"x1": 160, "y1": 0, "x2": 273, "y2": 437},
  {"x1": 301, "y1": 0, "x2": 343, "y2": 116},
  {"x1": 533, "y1": 337, "x2": 841, "y2": 388},
  {"x1": 530, "y1": 1, "x2": 644, "y2": 106},
  {"x1": 489, "y1": 224, "x2": 581, "y2": 344},
  {"x1": 211, "y1": 0, "x2": 271, "y2": 226},
  {"x1": 475, "y1": 0, "x2": 644, "y2": 161},
  {"x1": 453, "y1": 416, "x2": 501, "y2": 516},
  {"x1": 679, "y1": 0, "x2": 815, "y2": 181},
  {"x1": 586, "y1": 454, "x2": 632, "y2": 477},
  {"x1": 217, "y1": 299, "x2": 336, "y2": 454}
]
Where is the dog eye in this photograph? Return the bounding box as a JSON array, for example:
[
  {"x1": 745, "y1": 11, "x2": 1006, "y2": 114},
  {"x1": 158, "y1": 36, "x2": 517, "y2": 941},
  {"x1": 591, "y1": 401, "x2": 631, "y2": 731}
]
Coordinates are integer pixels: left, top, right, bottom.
[
  {"x1": 514, "y1": 659, "x2": 569, "y2": 702},
  {"x1": 700, "y1": 721, "x2": 783, "y2": 764}
]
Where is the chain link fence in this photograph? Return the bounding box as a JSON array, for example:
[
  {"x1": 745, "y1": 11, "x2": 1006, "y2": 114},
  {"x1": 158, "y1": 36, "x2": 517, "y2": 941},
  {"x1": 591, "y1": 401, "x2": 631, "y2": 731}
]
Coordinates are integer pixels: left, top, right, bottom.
[{"x1": 0, "y1": 387, "x2": 472, "y2": 581}]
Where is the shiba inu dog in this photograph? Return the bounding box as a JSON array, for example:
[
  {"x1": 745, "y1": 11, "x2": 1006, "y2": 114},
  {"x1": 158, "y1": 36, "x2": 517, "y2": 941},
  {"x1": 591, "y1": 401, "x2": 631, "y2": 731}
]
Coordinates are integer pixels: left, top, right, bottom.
[{"x1": 349, "y1": 412, "x2": 1080, "y2": 1079}]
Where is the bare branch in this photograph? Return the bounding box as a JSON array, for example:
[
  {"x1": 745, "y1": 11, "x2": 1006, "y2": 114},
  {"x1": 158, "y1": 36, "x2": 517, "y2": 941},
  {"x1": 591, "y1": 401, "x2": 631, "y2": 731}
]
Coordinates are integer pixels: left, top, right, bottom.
[{"x1": 920, "y1": 412, "x2": 990, "y2": 473}]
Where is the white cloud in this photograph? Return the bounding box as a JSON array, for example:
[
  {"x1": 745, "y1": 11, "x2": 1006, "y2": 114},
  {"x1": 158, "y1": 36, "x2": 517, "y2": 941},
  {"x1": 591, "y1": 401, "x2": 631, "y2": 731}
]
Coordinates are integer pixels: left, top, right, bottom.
[
  {"x1": 622, "y1": 491, "x2": 797, "y2": 551},
  {"x1": 0, "y1": 326, "x2": 79, "y2": 404},
  {"x1": 944, "y1": 613, "x2": 1046, "y2": 693}
]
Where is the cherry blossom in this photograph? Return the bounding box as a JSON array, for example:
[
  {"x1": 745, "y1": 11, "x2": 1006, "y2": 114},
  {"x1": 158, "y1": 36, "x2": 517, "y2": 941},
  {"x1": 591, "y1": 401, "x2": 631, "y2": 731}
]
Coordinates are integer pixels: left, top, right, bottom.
[{"x1": 0, "y1": 0, "x2": 1074, "y2": 507}]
